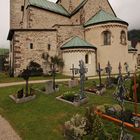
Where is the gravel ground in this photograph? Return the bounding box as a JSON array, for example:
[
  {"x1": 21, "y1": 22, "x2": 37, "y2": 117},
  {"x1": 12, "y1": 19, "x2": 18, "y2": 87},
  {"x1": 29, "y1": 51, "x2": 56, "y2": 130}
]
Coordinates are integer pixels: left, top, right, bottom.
[{"x1": 0, "y1": 115, "x2": 21, "y2": 140}]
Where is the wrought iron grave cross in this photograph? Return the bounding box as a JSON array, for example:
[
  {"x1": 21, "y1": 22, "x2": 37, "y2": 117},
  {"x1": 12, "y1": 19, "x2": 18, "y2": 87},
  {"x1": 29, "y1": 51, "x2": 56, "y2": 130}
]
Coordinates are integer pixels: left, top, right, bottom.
[
  {"x1": 106, "y1": 61, "x2": 112, "y2": 79},
  {"x1": 96, "y1": 63, "x2": 103, "y2": 87}
]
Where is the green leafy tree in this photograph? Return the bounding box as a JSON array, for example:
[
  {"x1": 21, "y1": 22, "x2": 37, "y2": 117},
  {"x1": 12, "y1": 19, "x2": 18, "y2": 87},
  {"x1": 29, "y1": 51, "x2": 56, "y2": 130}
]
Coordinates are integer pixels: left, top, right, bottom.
[
  {"x1": 42, "y1": 53, "x2": 64, "y2": 90},
  {"x1": 50, "y1": 55, "x2": 64, "y2": 89}
]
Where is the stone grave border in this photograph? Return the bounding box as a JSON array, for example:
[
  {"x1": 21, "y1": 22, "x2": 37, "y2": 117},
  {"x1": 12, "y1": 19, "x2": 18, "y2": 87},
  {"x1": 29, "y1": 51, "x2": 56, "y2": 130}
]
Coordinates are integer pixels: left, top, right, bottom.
[
  {"x1": 56, "y1": 95, "x2": 88, "y2": 107},
  {"x1": 9, "y1": 94, "x2": 36, "y2": 104}
]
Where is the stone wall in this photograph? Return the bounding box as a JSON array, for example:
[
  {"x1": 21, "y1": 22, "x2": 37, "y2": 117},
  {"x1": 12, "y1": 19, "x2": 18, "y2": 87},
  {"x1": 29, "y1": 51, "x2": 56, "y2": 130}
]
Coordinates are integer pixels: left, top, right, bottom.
[
  {"x1": 136, "y1": 42, "x2": 140, "y2": 66},
  {"x1": 56, "y1": 25, "x2": 84, "y2": 48},
  {"x1": 127, "y1": 52, "x2": 137, "y2": 72},
  {"x1": 85, "y1": 23, "x2": 136, "y2": 73},
  {"x1": 83, "y1": 0, "x2": 115, "y2": 23},
  {"x1": 62, "y1": 49, "x2": 96, "y2": 76},
  {"x1": 26, "y1": 7, "x2": 71, "y2": 29},
  {"x1": 10, "y1": 0, "x2": 25, "y2": 29},
  {"x1": 58, "y1": 0, "x2": 82, "y2": 13},
  {"x1": 12, "y1": 30, "x2": 57, "y2": 76}
]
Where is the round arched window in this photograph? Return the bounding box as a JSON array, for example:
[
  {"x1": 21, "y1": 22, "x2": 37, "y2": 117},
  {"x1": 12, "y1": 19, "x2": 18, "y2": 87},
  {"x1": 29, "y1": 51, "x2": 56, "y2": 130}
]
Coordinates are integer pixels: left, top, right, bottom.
[
  {"x1": 120, "y1": 30, "x2": 126, "y2": 45},
  {"x1": 102, "y1": 31, "x2": 111, "y2": 45},
  {"x1": 85, "y1": 54, "x2": 89, "y2": 64}
]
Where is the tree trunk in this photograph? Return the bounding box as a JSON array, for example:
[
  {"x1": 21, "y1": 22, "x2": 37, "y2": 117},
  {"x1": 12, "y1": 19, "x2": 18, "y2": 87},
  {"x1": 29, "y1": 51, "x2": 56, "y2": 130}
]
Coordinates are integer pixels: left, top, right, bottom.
[
  {"x1": 25, "y1": 79, "x2": 28, "y2": 97},
  {"x1": 53, "y1": 72, "x2": 55, "y2": 90}
]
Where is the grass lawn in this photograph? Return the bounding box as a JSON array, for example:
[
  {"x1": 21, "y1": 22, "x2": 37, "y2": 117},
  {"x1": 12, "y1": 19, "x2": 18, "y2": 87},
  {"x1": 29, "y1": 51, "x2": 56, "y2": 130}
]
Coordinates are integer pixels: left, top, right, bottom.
[
  {"x1": 0, "y1": 72, "x2": 70, "y2": 83},
  {"x1": 0, "y1": 80, "x2": 139, "y2": 140}
]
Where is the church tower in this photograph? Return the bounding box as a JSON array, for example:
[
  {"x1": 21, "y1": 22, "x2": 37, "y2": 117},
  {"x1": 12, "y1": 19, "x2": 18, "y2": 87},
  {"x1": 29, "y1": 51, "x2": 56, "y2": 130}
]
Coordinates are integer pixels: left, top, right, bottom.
[
  {"x1": 57, "y1": 0, "x2": 82, "y2": 13},
  {"x1": 10, "y1": 0, "x2": 25, "y2": 29}
]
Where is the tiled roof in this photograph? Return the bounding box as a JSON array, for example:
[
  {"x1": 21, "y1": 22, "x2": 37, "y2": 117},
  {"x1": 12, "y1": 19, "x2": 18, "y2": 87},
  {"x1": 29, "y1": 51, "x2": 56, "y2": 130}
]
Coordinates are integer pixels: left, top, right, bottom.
[
  {"x1": 28, "y1": 0, "x2": 70, "y2": 16},
  {"x1": 61, "y1": 36, "x2": 96, "y2": 50},
  {"x1": 84, "y1": 10, "x2": 128, "y2": 27},
  {"x1": 0, "y1": 48, "x2": 9, "y2": 55}
]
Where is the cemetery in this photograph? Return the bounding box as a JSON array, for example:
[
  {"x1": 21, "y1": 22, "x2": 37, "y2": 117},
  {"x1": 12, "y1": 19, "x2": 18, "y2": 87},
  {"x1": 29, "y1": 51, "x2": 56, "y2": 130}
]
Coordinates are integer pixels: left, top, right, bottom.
[
  {"x1": 1, "y1": 0, "x2": 140, "y2": 139},
  {"x1": 0, "y1": 60, "x2": 139, "y2": 140}
]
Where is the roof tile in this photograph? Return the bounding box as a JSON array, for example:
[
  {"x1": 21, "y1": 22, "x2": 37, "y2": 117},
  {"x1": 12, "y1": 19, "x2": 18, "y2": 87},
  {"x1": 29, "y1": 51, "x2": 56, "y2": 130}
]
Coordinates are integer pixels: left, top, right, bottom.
[
  {"x1": 61, "y1": 36, "x2": 96, "y2": 49},
  {"x1": 84, "y1": 10, "x2": 128, "y2": 27},
  {"x1": 28, "y1": 0, "x2": 70, "y2": 16}
]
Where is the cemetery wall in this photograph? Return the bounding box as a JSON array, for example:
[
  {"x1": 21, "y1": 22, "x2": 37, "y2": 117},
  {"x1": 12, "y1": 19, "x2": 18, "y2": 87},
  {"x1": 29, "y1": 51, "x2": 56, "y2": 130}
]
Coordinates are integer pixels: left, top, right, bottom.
[
  {"x1": 85, "y1": 23, "x2": 136, "y2": 73},
  {"x1": 62, "y1": 49, "x2": 96, "y2": 76},
  {"x1": 12, "y1": 30, "x2": 57, "y2": 76}
]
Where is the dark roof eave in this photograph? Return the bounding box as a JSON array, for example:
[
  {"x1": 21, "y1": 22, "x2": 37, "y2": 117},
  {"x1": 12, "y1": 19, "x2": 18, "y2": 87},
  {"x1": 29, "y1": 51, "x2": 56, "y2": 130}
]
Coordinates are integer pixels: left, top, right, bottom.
[
  {"x1": 84, "y1": 20, "x2": 128, "y2": 28},
  {"x1": 29, "y1": 5, "x2": 70, "y2": 17},
  {"x1": 128, "y1": 49, "x2": 137, "y2": 52},
  {"x1": 7, "y1": 28, "x2": 57, "y2": 40},
  {"x1": 7, "y1": 30, "x2": 14, "y2": 40},
  {"x1": 61, "y1": 46, "x2": 97, "y2": 50}
]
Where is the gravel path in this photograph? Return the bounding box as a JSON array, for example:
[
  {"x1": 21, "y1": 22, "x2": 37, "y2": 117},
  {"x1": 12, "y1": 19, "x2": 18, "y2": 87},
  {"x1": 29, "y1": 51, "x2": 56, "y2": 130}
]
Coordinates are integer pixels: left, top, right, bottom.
[
  {"x1": 0, "y1": 76, "x2": 109, "y2": 88},
  {"x1": 0, "y1": 115, "x2": 21, "y2": 140}
]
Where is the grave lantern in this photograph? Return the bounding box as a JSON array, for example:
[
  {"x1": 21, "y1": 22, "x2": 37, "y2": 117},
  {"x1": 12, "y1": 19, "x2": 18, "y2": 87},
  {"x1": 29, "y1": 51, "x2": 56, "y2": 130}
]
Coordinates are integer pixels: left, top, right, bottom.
[{"x1": 132, "y1": 116, "x2": 140, "y2": 128}]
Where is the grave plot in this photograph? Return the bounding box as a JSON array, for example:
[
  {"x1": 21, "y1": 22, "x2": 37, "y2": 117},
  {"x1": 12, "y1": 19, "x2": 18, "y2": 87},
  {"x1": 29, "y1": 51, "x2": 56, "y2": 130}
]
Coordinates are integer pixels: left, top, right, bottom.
[
  {"x1": 95, "y1": 63, "x2": 140, "y2": 138},
  {"x1": 104, "y1": 61, "x2": 117, "y2": 88},
  {"x1": 123, "y1": 71, "x2": 140, "y2": 104},
  {"x1": 9, "y1": 68, "x2": 36, "y2": 103},
  {"x1": 85, "y1": 63, "x2": 106, "y2": 95},
  {"x1": 56, "y1": 60, "x2": 88, "y2": 106}
]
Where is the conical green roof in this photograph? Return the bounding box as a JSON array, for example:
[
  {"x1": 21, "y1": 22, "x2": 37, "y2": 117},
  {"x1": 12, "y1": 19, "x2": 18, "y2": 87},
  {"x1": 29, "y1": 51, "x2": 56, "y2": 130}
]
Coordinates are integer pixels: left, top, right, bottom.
[
  {"x1": 61, "y1": 36, "x2": 96, "y2": 50},
  {"x1": 84, "y1": 10, "x2": 128, "y2": 27}
]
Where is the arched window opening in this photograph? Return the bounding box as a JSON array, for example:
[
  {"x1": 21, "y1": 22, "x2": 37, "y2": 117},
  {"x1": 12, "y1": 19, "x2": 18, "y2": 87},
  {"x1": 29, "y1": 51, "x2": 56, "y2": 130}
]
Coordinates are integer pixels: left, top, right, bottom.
[
  {"x1": 85, "y1": 54, "x2": 88, "y2": 64},
  {"x1": 120, "y1": 30, "x2": 126, "y2": 45},
  {"x1": 30, "y1": 43, "x2": 33, "y2": 49},
  {"x1": 103, "y1": 31, "x2": 111, "y2": 45},
  {"x1": 48, "y1": 44, "x2": 51, "y2": 51}
]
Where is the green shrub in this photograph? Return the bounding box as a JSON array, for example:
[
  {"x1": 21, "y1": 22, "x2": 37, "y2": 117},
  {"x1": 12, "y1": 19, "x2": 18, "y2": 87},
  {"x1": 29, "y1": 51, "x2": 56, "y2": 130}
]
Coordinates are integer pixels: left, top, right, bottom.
[
  {"x1": 62, "y1": 91, "x2": 76, "y2": 102},
  {"x1": 129, "y1": 75, "x2": 140, "y2": 102},
  {"x1": 64, "y1": 114, "x2": 87, "y2": 140}
]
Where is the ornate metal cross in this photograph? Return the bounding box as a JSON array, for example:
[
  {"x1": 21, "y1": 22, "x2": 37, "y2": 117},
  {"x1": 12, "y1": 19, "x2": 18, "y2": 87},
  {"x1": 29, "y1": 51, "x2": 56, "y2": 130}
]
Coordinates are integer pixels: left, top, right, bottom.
[
  {"x1": 124, "y1": 62, "x2": 130, "y2": 78},
  {"x1": 96, "y1": 63, "x2": 103, "y2": 87},
  {"x1": 106, "y1": 61, "x2": 112, "y2": 79}
]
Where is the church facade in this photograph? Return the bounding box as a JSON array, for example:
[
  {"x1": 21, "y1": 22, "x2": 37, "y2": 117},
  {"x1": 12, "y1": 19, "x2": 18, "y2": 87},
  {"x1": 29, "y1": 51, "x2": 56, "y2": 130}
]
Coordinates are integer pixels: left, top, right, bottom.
[{"x1": 8, "y1": 0, "x2": 137, "y2": 76}]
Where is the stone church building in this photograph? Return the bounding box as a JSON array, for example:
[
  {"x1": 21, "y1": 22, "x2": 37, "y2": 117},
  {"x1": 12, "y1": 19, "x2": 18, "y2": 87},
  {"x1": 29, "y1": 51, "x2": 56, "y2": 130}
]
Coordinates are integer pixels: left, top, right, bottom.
[{"x1": 8, "y1": 0, "x2": 137, "y2": 76}]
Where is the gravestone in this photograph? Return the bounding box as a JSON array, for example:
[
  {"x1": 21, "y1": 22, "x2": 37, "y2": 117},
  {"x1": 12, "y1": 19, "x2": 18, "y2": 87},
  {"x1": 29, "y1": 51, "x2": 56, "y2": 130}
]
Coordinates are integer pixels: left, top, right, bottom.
[
  {"x1": 124, "y1": 62, "x2": 130, "y2": 79},
  {"x1": 96, "y1": 63, "x2": 103, "y2": 87},
  {"x1": 45, "y1": 81, "x2": 54, "y2": 94},
  {"x1": 68, "y1": 79, "x2": 79, "y2": 88},
  {"x1": 79, "y1": 60, "x2": 88, "y2": 99},
  {"x1": 68, "y1": 64, "x2": 79, "y2": 88}
]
